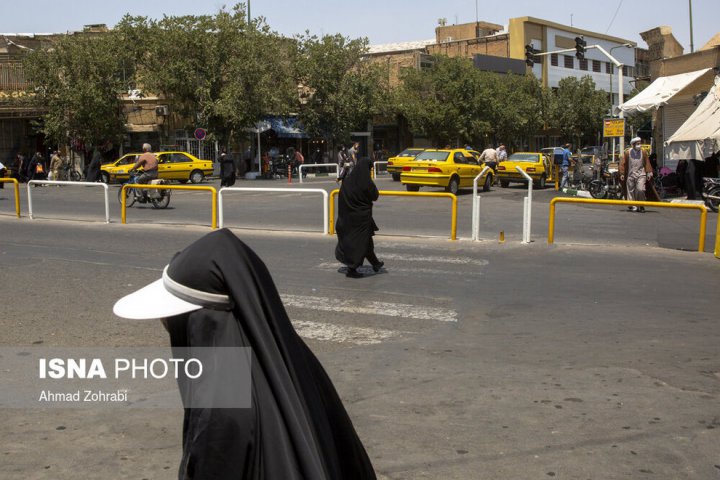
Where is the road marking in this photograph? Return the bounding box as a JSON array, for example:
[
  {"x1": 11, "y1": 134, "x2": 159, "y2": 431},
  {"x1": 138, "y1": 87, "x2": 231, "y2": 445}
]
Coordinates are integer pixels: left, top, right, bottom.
[
  {"x1": 291, "y1": 320, "x2": 399, "y2": 345},
  {"x1": 281, "y1": 294, "x2": 457, "y2": 322},
  {"x1": 377, "y1": 253, "x2": 489, "y2": 266},
  {"x1": 315, "y1": 262, "x2": 482, "y2": 277}
]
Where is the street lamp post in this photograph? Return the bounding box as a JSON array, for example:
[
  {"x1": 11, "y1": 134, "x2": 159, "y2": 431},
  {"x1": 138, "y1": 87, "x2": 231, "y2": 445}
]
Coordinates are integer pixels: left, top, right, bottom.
[{"x1": 609, "y1": 43, "x2": 632, "y2": 158}]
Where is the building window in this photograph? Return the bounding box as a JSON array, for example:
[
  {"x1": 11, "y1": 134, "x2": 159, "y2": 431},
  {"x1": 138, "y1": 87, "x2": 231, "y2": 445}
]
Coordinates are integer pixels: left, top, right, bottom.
[
  {"x1": 579, "y1": 59, "x2": 588, "y2": 71},
  {"x1": 592, "y1": 60, "x2": 601, "y2": 72},
  {"x1": 606, "y1": 62, "x2": 613, "y2": 74},
  {"x1": 550, "y1": 53, "x2": 558, "y2": 66},
  {"x1": 564, "y1": 55, "x2": 573, "y2": 69},
  {"x1": 622, "y1": 65, "x2": 634, "y2": 77}
]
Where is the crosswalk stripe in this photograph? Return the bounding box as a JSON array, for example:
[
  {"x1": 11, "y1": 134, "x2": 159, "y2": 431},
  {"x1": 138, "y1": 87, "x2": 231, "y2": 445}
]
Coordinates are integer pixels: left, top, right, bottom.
[
  {"x1": 281, "y1": 294, "x2": 457, "y2": 322},
  {"x1": 376, "y1": 253, "x2": 489, "y2": 266},
  {"x1": 315, "y1": 262, "x2": 482, "y2": 277},
  {"x1": 291, "y1": 320, "x2": 399, "y2": 345}
]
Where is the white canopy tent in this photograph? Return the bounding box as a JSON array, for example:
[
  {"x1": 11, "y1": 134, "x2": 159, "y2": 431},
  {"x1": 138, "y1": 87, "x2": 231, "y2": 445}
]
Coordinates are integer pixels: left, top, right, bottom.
[
  {"x1": 665, "y1": 76, "x2": 720, "y2": 161},
  {"x1": 617, "y1": 68, "x2": 713, "y2": 115}
]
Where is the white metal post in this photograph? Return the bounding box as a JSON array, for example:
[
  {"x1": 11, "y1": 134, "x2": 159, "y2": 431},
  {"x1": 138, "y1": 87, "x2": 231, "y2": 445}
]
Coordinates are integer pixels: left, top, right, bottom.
[
  {"x1": 471, "y1": 166, "x2": 490, "y2": 242},
  {"x1": 618, "y1": 64, "x2": 625, "y2": 155},
  {"x1": 515, "y1": 166, "x2": 533, "y2": 244}
]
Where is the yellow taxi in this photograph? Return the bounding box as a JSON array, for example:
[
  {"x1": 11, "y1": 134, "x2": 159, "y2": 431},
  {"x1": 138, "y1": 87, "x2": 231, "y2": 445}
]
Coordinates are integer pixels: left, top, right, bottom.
[
  {"x1": 387, "y1": 148, "x2": 425, "y2": 181},
  {"x1": 497, "y1": 152, "x2": 552, "y2": 188},
  {"x1": 101, "y1": 151, "x2": 214, "y2": 184},
  {"x1": 400, "y1": 148, "x2": 495, "y2": 194}
]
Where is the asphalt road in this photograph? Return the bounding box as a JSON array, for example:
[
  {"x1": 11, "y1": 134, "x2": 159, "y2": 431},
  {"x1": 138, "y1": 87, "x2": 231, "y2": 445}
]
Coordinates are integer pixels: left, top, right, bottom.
[
  {"x1": 0, "y1": 177, "x2": 718, "y2": 480},
  {"x1": 4, "y1": 174, "x2": 717, "y2": 251}
]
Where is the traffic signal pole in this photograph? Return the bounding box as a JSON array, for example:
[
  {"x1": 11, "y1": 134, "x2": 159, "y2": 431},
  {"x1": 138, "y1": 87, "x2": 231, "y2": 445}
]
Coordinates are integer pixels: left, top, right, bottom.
[{"x1": 531, "y1": 44, "x2": 627, "y2": 154}]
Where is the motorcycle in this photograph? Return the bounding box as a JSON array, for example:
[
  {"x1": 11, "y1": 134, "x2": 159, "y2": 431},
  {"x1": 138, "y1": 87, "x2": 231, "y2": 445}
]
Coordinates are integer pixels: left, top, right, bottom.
[
  {"x1": 118, "y1": 173, "x2": 171, "y2": 209},
  {"x1": 702, "y1": 177, "x2": 720, "y2": 212},
  {"x1": 588, "y1": 159, "x2": 623, "y2": 199}
]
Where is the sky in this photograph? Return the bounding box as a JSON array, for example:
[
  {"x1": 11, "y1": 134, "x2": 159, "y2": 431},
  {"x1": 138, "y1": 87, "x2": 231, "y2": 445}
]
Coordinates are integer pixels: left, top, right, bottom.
[{"x1": 1, "y1": 0, "x2": 716, "y2": 51}]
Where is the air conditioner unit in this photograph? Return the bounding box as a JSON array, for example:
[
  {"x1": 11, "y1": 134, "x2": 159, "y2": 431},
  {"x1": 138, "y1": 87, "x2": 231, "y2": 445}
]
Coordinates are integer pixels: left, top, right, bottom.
[{"x1": 155, "y1": 105, "x2": 170, "y2": 116}]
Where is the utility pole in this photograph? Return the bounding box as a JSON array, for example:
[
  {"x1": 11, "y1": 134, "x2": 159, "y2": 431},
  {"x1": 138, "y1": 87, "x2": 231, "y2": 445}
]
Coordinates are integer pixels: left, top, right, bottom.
[
  {"x1": 688, "y1": 0, "x2": 694, "y2": 53},
  {"x1": 247, "y1": 0, "x2": 251, "y2": 25}
]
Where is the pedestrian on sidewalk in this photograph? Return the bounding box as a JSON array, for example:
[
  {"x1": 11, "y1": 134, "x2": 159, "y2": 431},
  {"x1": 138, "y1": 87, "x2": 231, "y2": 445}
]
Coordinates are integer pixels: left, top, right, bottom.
[
  {"x1": 335, "y1": 157, "x2": 384, "y2": 278},
  {"x1": 113, "y1": 229, "x2": 377, "y2": 479},
  {"x1": 219, "y1": 148, "x2": 236, "y2": 187},
  {"x1": 620, "y1": 137, "x2": 659, "y2": 212},
  {"x1": 560, "y1": 144, "x2": 572, "y2": 189}
]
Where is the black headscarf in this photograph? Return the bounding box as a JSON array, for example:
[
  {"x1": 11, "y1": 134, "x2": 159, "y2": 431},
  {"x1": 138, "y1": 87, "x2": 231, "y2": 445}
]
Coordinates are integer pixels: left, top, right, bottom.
[
  {"x1": 163, "y1": 229, "x2": 376, "y2": 480},
  {"x1": 335, "y1": 158, "x2": 379, "y2": 269}
]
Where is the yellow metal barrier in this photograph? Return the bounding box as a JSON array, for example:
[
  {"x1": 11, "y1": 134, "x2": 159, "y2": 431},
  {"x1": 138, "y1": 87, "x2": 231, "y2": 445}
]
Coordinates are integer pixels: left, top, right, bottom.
[
  {"x1": 328, "y1": 189, "x2": 458, "y2": 240},
  {"x1": 548, "y1": 197, "x2": 708, "y2": 252},
  {"x1": 0, "y1": 178, "x2": 21, "y2": 217},
  {"x1": 715, "y1": 212, "x2": 720, "y2": 259},
  {"x1": 121, "y1": 184, "x2": 218, "y2": 229}
]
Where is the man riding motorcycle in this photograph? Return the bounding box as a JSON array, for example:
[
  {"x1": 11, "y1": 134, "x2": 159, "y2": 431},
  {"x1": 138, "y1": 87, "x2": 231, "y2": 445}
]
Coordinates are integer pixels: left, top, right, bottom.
[{"x1": 129, "y1": 143, "x2": 159, "y2": 202}]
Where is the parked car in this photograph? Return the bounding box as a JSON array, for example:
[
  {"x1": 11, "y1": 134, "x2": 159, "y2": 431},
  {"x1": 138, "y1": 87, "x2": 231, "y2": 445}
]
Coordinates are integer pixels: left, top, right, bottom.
[
  {"x1": 386, "y1": 148, "x2": 425, "y2": 181},
  {"x1": 101, "y1": 151, "x2": 214, "y2": 184},
  {"x1": 400, "y1": 148, "x2": 495, "y2": 194},
  {"x1": 497, "y1": 152, "x2": 552, "y2": 188}
]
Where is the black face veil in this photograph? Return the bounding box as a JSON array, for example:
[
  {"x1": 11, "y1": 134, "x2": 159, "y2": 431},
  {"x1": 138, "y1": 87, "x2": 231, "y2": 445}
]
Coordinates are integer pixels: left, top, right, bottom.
[{"x1": 162, "y1": 229, "x2": 376, "y2": 480}]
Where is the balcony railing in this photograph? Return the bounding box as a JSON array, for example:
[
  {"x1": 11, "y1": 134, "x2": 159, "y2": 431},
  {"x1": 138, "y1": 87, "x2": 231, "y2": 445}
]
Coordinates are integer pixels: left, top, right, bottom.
[{"x1": 0, "y1": 63, "x2": 27, "y2": 91}]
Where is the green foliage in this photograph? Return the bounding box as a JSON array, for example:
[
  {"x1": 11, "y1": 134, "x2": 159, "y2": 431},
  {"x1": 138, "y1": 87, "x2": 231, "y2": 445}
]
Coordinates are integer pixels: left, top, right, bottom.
[
  {"x1": 22, "y1": 31, "x2": 132, "y2": 147},
  {"x1": 117, "y1": 5, "x2": 296, "y2": 144},
  {"x1": 292, "y1": 33, "x2": 390, "y2": 143},
  {"x1": 548, "y1": 76, "x2": 608, "y2": 145},
  {"x1": 393, "y1": 56, "x2": 545, "y2": 148}
]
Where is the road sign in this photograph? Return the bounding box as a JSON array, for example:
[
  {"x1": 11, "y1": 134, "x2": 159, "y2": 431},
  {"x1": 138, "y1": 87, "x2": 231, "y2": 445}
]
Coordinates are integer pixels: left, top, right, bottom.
[
  {"x1": 603, "y1": 118, "x2": 625, "y2": 137},
  {"x1": 194, "y1": 128, "x2": 207, "y2": 141}
]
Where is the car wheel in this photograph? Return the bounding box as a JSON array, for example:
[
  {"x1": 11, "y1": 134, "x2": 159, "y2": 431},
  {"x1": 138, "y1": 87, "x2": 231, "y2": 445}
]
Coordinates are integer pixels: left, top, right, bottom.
[
  {"x1": 537, "y1": 174, "x2": 546, "y2": 189},
  {"x1": 500, "y1": 180, "x2": 509, "y2": 188},
  {"x1": 446, "y1": 176, "x2": 459, "y2": 195},
  {"x1": 482, "y1": 174, "x2": 492, "y2": 192},
  {"x1": 405, "y1": 184, "x2": 420, "y2": 192},
  {"x1": 189, "y1": 170, "x2": 204, "y2": 184},
  {"x1": 391, "y1": 173, "x2": 400, "y2": 182},
  {"x1": 100, "y1": 172, "x2": 110, "y2": 184}
]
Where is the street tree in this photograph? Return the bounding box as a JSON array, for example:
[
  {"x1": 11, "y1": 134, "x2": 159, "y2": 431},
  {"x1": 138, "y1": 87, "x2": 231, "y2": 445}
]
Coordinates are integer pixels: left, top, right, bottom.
[
  {"x1": 22, "y1": 30, "x2": 132, "y2": 150},
  {"x1": 117, "y1": 4, "x2": 296, "y2": 145},
  {"x1": 549, "y1": 76, "x2": 608, "y2": 146},
  {"x1": 395, "y1": 56, "x2": 491, "y2": 147},
  {"x1": 292, "y1": 33, "x2": 390, "y2": 144}
]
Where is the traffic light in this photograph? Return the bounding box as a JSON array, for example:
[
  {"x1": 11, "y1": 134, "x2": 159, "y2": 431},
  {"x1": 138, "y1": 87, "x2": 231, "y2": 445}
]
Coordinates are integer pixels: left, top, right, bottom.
[
  {"x1": 575, "y1": 36, "x2": 587, "y2": 60},
  {"x1": 525, "y1": 44, "x2": 540, "y2": 67}
]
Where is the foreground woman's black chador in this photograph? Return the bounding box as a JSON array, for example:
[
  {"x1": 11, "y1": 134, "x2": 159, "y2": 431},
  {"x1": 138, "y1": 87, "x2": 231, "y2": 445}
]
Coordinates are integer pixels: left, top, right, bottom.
[
  {"x1": 335, "y1": 158, "x2": 384, "y2": 278},
  {"x1": 114, "y1": 229, "x2": 376, "y2": 479}
]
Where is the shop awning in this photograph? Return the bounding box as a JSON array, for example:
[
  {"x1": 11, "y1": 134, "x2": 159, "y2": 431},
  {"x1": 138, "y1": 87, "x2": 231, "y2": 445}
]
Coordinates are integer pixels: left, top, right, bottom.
[
  {"x1": 665, "y1": 76, "x2": 720, "y2": 161},
  {"x1": 618, "y1": 68, "x2": 713, "y2": 115}
]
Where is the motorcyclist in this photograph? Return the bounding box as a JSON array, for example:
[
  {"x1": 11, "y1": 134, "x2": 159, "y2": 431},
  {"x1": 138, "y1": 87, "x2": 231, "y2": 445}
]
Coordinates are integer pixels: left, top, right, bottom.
[{"x1": 129, "y1": 143, "x2": 159, "y2": 202}]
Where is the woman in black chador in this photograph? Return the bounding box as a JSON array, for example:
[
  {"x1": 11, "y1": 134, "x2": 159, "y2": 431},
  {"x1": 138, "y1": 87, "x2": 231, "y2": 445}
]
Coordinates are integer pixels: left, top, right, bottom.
[
  {"x1": 335, "y1": 157, "x2": 384, "y2": 278},
  {"x1": 114, "y1": 229, "x2": 376, "y2": 480}
]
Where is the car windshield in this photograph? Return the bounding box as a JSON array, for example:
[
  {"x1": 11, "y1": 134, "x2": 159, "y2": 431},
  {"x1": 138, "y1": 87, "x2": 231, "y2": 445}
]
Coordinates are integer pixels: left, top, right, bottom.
[
  {"x1": 508, "y1": 153, "x2": 538, "y2": 162},
  {"x1": 414, "y1": 151, "x2": 450, "y2": 162},
  {"x1": 581, "y1": 148, "x2": 598, "y2": 155},
  {"x1": 397, "y1": 149, "x2": 423, "y2": 157}
]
